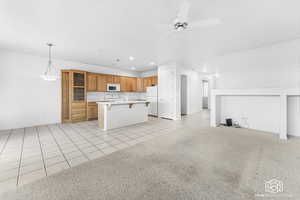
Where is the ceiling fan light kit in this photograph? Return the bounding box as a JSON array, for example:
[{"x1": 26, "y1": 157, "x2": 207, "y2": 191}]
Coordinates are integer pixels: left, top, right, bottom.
[
  {"x1": 41, "y1": 43, "x2": 60, "y2": 81},
  {"x1": 159, "y1": 0, "x2": 221, "y2": 33},
  {"x1": 174, "y1": 22, "x2": 188, "y2": 30}
]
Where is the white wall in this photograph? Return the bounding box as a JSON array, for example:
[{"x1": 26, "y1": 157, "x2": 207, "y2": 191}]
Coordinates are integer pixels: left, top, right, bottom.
[
  {"x1": 157, "y1": 63, "x2": 179, "y2": 120},
  {"x1": 287, "y1": 96, "x2": 300, "y2": 136},
  {"x1": 220, "y1": 96, "x2": 281, "y2": 133},
  {"x1": 158, "y1": 64, "x2": 205, "y2": 120},
  {"x1": 186, "y1": 72, "x2": 204, "y2": 114},
  {"x1": 140, "y1": 70, "x2": 157, "y2": 77},
  {"x1": 207, "y1": 39, "x2": 300, "y2": 89},
  {"x1": 180, "y1": 75, "x2": 188, "y2": 115},
  {"x1": 179, "y1": 69, "x2": 204, "y2": 115},
  {"x1": 206, "y1": 39, "x2": 300, "y2": 135},
  {"x1": 0, "y1": 49, "x2": 139, "y2": 130}
]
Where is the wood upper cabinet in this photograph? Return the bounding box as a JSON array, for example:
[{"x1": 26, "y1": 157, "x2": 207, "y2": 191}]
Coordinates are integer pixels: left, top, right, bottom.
[
  {"x1": 136, "y1": 78, "x2": 144, "y2": 92},
  {"x1": 143, "y1": 77, "x2": 152, "y2": 91},
  {"x1": 87, "y1": 73, "x2": 97, "y2": 91},
  {"x1": 142, "y1": 76, "x2": 158, "y2": 91},
  {"x1": 120, "y1": 76, "x2": 126, "y2": 92},
  {"x1": 120, "y1": 76, "x2": 129, "y2": 92},
  {"x1": 97, "y1": 74, "x2": 107, "y2": 92},
  {"x1": 105, "y1": 75, "x2": 114, "y2": 84},
  {"x1": 113, "y1": 76, "x2": 121, "y2": 84},
  {"x1": 151, "y1": 76, "x2": 158, "y2": 86},
  {"x1": 120, "y1": 76, "x2": 137, "y2": 92},
  {"x1": 131, "y1": 77, "x2": 137, "y2": 92},
  {"x1": 105, "y1": 75, "x2": 121, "y2": 84},
  {"x1": 85, "y1": 72, "x2": 158, "y2": 93}
]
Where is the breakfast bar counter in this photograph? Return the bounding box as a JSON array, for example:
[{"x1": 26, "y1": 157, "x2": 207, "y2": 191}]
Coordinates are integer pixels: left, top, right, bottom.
[{"x1": 96, "y1": 101, "x2": 150, "y2": 131}]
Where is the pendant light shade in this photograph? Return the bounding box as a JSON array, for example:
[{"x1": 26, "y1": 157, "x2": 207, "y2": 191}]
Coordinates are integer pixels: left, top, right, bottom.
[{"x1": 41, "y1": 43, "x2": 60, "y2": 81}]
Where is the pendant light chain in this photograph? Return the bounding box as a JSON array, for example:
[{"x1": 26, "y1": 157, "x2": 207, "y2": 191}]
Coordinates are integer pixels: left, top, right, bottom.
[{"x1": 47, "y1": 43, "x2": 53, "y2": 67}]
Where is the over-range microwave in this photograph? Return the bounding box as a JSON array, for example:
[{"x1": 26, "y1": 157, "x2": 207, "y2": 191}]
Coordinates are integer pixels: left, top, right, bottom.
[{"x1": 107, "y1": 84, "x2": 120, "y2": 92}]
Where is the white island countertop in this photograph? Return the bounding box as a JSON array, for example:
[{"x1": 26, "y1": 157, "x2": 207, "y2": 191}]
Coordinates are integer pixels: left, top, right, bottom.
[{"x1": 96, "y1": 100, "x2": 149, "y2": 105}]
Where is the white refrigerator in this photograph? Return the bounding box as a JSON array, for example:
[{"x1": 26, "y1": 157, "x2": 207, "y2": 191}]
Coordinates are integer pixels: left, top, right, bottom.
[{"x1": 146, "y1": 86, "x2": 158, "y2": 116}]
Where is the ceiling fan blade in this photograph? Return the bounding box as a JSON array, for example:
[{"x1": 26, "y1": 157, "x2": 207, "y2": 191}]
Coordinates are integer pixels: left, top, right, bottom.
[
  {"x1": 175, "y1": 1, "x2": 190, "y2": 23},
  {"x1": 156, "y1": 23, "x2": 174, "y2": 32},
  {"x1": 189, "y1": 18, "x2": 221, "y2": 28}
]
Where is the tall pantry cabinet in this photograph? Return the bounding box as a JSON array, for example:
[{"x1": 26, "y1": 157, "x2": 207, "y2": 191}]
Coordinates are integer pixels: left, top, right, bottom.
[{"x1": 61, "y1": 70, "x2": 87, "y2": 123}]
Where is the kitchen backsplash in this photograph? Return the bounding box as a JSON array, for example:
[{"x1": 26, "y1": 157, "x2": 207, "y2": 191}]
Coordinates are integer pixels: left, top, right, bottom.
[{"x1": 87, "y1": 92, "x2": 146, "y2": 102}]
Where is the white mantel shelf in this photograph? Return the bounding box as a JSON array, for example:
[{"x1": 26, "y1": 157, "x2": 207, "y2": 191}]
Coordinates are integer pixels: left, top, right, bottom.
[{"x1": 210, "y1": 89, "x2": 300, "y2": 140}]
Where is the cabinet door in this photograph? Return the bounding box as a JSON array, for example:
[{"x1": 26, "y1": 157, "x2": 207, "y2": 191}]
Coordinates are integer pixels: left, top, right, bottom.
[
  {"x1": 130, "y1": 77, "x2": 137, "y2": 92},
  {"x1": 97, "y1": 74, "x2": 107, "y2": 92},
  {"x1": 126, "y1": 77, "x2": 132, "y2": 92},
  {"x1": 143, "y1": 77, "x2": 152, "y2": 91},
  {"x1": 151, "y1": 76, "x2": 158, "y2": 86},
  {"x1": 136, "y1": 78, "x2": 144, "y2": 92},
  {"x1": 62, "y1": 72, "x2": 70, "y2": 122},
  {"x1": 120, "y1": 76, "x2": 128, "y2": 92},
  {"x1": 73, "y1": 72, "x2": 85, "y2": 87},
  {"x1": 106, "y1": 75, "x2": 114, "y2": 84},
  {"x1": 87, "y1": 73, "x2": 97, "y2": 91},
  {"x1": 87, "y1": 102, "x2": 98, "y2": 120},
  {"x1": 71, "y1": 102, "x2": 87, "y2": 122},
  {"x1": 113, "y1": 76, "x2": 121, "y2": 84}
]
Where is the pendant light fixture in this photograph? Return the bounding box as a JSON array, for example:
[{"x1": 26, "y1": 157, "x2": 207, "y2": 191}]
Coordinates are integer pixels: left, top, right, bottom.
[{"x1": 41, "y1": 43, "x2": 60, "y2": 81}]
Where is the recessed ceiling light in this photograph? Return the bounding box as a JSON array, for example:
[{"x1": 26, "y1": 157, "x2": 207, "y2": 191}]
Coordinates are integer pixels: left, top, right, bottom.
[
  {"x1": 131, "y1": 67, "x2": 136, "y2": 70},
  {"x1": 149, "y1": 62, "x2": 156, "y2": 66},
  {"x1": 129, "y1": 56, "x2": 134, "y2": 61}
]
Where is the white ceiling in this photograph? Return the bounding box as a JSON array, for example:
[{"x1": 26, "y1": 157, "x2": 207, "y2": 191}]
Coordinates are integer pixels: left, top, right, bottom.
[{"x1": 1, "y1": 0, "x2": 300, "y2": 71}]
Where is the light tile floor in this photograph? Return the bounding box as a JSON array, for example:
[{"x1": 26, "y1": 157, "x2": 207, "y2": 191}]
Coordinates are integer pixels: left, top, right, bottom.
[{"x1": 0, "y1": 117, "x2": 183, "y2": 191}]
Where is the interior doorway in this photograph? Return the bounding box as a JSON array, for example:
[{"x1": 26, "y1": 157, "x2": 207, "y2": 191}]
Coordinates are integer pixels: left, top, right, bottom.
[
  {"x1": 181, "y1": 75, "x2": 188, "y2": 115},
  {"x1": 202, "y1": 80, "x2": 209, "y2": 109}
]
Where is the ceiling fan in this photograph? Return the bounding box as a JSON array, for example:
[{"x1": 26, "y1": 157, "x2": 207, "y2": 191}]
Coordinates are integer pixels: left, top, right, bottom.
[{"x1": 159, "y1": 1, "x2": 221, "y2": 32}]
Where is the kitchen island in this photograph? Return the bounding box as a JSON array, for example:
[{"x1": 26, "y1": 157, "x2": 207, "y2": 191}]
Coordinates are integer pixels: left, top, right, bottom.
[{"x1": 96, "y1": 101, "x2": 150, "y2": 131}]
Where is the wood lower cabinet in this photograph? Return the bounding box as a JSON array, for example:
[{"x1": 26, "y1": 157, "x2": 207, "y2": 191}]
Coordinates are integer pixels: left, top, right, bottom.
[
  {"x1": 71, "y1": 102, "x2": 87, "y2": 122},
  {"x1": 87, "y1": 102, "x2": 98, "y2": 120},
  {"x1": 61, "y1": 70, "x2": 87, "y2": 123}
]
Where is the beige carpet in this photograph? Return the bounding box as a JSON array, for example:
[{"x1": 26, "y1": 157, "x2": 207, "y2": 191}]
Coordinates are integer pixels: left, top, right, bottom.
[{"x1": 1, "y1": 113, "x2": 300, "y2": 200}]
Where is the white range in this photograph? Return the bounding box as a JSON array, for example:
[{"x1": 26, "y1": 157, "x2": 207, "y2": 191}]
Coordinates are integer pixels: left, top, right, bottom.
[{"x1": 96, "y1": 100, "x2": 150, "y2": 131}]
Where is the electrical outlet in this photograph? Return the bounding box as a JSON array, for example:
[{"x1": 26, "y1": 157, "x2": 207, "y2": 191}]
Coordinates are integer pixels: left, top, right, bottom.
[{"x1": 241, "y1": 117, "x2": 249, "y2": 128}]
